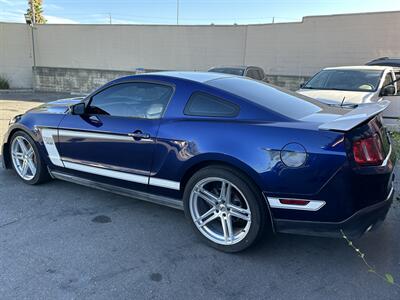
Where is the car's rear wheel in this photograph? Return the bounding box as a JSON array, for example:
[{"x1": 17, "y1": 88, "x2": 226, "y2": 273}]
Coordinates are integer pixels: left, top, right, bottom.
[
  {"x1": 184, "y1": 166, "x2": 268, "y2": 252},
  {"x1": 10, "y1": 131, "x2": 51, "y2": 185}
]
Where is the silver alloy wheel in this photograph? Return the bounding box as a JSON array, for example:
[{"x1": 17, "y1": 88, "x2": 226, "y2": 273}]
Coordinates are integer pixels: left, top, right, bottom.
[
  {"x1": 189, "y1": 177, "x2": 252, "y2": 245},
  {"x1": 11, "y1": 136, "x2": 37, "y2": 181}
]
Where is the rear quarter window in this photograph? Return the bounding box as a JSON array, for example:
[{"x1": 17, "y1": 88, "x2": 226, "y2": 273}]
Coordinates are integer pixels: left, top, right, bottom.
[
  {"x1": 184, "y1": 92, "x2": 239, "y2": 117},
  {"x1": 207, "y1": 77, "x2": 323, "y2": 120}
]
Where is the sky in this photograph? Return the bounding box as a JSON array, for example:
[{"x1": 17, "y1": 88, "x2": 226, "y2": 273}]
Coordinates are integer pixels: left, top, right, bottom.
[{"x1": 1, "y1": 0, "x2": 400, "y2": 25}]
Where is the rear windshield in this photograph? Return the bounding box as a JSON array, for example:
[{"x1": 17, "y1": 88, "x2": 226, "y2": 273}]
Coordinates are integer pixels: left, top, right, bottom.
[
  {"x1": 208, "y1": 68, "x2": 245, "y2": 76},
  {"x1": 207, "y1": 77, "x2": 325, "y2": 119}
]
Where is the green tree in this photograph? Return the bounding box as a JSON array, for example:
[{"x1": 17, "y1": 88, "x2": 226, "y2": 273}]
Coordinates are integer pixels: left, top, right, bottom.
[{"x1": 27, "y1": 0, "x2": 46, "y2": 24}]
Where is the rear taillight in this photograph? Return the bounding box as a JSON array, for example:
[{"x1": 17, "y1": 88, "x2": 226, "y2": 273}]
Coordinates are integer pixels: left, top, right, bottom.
[{"x1": 352, "y1": 134, "x2": 384, "y2": 166}]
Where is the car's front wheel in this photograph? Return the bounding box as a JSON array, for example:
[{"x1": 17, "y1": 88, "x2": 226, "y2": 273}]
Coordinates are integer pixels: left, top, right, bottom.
[
  {"x1": 9, "y1": 131, "x2": 51, "y2": 185},
  {"x1": 184, "y1": 166, "x2": 268, "y2": 252}
]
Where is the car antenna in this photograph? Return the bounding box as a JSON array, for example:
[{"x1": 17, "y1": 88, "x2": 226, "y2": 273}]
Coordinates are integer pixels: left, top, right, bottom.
[{"x1": 340, "y1": 96, "x2": 346, "y2": 107}]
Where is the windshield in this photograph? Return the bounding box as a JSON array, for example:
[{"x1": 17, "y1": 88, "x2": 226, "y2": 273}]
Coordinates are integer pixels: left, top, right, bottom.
[
  {"x1": 303, "y1": 69, "x2": 383, "y2": 92},
  {"x1": 208, "y1": 68, "x2": 244, "y2": 76}
]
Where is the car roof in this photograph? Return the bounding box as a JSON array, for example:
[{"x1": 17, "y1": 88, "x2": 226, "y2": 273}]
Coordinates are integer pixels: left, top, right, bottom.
[
  {"x1": 135, "y1": 71, "x2": 236, "y2": 83},
  {"x1": 209, "y1": 65, "x2": 261, "y2": 70},
  {"x1": 323, "y1": 65, "x2": 391, "y2": 71},
  {"x1": 366, "y1": 57, "x2": 400, "y2": 66}
]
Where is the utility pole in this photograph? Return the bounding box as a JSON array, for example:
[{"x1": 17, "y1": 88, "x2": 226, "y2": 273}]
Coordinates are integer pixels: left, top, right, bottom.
[
  {"x1": 30, "y1": 0, "x2": 36, "y2": 68},
  {"x1": 29, "y1": 0, "x2": 37, "y2": 90},
  {"x1": 176, "y1": 0, "x2": 179, "y2": 25},
  {"x1": 272, "y1": 16, "x2": 275, "y2": 24},
  {"x1": 109, "y1": 13, "x2": 112, "y2": 24}
]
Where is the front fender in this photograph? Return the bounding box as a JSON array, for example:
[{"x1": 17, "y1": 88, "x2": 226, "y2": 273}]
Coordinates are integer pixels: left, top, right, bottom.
[
  {"x1": 1, "y1": 113, "x2": 66, "y2": 169},
  {"x1": 1, "y1": 123, "x2": 35, "y2": 169}
]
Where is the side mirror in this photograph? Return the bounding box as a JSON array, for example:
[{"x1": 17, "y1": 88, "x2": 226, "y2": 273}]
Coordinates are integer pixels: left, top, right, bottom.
[
  {"x1": 381, "y1": 85, "x2": 396, "y2": 96},
  {"x1": 299, "y1": 83, "x2": 305, "y2": 88},
  {"x1": 71, "y1": 102, "x2": 86, "y2": 115}
]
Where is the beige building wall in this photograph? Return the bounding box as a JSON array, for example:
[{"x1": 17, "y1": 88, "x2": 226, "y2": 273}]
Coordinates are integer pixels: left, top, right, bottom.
[
  {"x1": 0, "y1": 23, "x2": 33, "y2": 88},
  {"x1": 34, "y1": 24, "x2": 247, "y2": 71},
  {"x1": 1, "y1": 11, "x2": 399, "y2": 88},
  {"x1": 245, "y1": 11, "x2": 400, "y2": 76}
]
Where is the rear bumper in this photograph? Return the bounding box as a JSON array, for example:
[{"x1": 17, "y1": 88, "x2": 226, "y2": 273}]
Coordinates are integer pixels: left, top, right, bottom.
[{"x1": 273, "y1": 187, "x2": 394, "y2": 238}]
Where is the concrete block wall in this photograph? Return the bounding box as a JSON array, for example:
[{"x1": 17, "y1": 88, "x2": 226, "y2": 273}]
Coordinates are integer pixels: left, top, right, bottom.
[
  {"x1": 33, "y1": 67, "x2": 134, "y2": 93},
  {"x1": 33, "y1": 66, "x2": 311, "y2": 93},
  {"x1": 33, "y1": 67, "x2": 166, "y2": 93},
  {"x1": 265, "y1": 75, "x2": 311, "y2": 91}
]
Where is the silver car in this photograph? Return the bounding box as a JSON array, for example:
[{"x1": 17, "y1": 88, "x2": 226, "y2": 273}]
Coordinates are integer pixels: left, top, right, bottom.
[{"x1": 208, "y1": 65, "x2": 268, "y2": 82}]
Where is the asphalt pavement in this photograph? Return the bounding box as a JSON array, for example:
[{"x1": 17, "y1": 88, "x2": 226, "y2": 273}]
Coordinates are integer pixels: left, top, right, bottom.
[{"x1": 0, "y1": 92, "x2": 399, "y2": 299}]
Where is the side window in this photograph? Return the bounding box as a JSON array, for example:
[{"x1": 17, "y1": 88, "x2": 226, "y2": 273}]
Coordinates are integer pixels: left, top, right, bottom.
[
  {"x1": 88, "y1": 82, "x2": 173, "y2": 119},
  {"x1": 246, "y1": 68, "x2": 259, "y2": 80},
  {"x1": 382, "y1": 73, "x2": 394, "y2": 87},
  {"x1": 396, "y1": 72, "x2": 400, "y2": 95},
  {"x1": 256, "y1": 69, "x2": 264, "y2": 80},
  {"x1": 184, "y1": 92, "x2": 239, "y2": 117}
]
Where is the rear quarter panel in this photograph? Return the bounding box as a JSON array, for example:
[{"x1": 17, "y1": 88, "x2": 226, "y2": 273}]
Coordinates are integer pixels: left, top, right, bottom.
[{"x1": 151, "y1": 118, "x2": 347, "y2": 202}]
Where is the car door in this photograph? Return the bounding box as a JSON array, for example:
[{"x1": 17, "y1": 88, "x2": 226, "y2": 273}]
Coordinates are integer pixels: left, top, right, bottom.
[
  {"x1": 54, "y1": 81, "x2": 174, "y2": 192},
  {"x1": 381, "y1": 71, "x2": 399, "y2": 126}
]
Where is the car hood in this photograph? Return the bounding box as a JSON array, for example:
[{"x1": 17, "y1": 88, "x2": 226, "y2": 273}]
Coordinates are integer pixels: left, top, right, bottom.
[
  {"x1": 27, "y1": 97, "x2": 85, "y2": 114},
  {"x1": 297, "y1": 89, "x2": 376, "y2": 105}
]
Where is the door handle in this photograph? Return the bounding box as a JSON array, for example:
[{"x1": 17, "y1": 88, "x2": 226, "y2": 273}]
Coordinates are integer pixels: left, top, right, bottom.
[{"x1": 128, "y1": 131, "x2": 151, "y2": 140}]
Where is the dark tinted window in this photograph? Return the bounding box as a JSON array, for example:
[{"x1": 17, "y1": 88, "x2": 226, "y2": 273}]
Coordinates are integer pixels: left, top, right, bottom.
[
  {"x1": 396, "y1": 72, "x2": 400, "y2": 95},
  {"x1": 184, "y1": 92, "x2": 239, "y2": 117},
  {"x1": 207, "y1": 77, "x2": 327, "y2": 120},
  {"x1": 88, "y1": 82, "x2": 173, "y2": 119},
  {"x1": 246, "y1": 68, "x2": 262, "y2": 80},
  {"x1": 256, "y1": 69, "x2": 264, "y2": 80},
  {"x1": 208, "y1": 68, "x2": 244, "y2": 76}
]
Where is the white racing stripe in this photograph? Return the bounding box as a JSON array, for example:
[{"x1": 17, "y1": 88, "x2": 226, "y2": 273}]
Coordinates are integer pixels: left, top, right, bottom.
[
  {"x1": 40, "y1": 128, "x2": 180, "y2": 190},
  {"x1": 58, "y1": 129, "x2": 133, "y2": 141},
  {"x1": 63, "y1": 161, "x2": 149, "y2": 184},
  {"x1": 149, "y1": 177, "x2": 180, "y2": 190},
  {"x1": 41, "y1": 128, "x2": 64, "y2": 167}
]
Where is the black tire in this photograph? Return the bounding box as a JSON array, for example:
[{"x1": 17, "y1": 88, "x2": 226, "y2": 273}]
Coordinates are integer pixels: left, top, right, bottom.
[
  {"x1": 183, "y1": 165, "x2": 269, "y2": 252},
  {"x1": 9, "y1": 131, "x2": 51, "y2": 185}
]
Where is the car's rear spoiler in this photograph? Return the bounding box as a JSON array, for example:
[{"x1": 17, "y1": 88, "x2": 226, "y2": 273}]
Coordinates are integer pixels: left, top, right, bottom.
[{"x1": 319, "y1": 100, "x2": 390, "y2": 132}]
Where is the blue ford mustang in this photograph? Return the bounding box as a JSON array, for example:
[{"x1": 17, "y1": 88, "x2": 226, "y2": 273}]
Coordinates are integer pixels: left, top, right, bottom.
[{"x1": 1, "y1": 72, "x2": 396, "y2": 252}]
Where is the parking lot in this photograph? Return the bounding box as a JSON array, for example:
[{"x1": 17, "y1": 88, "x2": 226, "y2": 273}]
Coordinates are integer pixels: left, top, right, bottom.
[{"x1": 0, "y1": 92, "x2": 399, "y2": 299}]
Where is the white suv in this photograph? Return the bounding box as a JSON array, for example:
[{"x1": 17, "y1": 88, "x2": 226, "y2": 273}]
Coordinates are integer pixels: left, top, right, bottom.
[{"x1": 297, "y1": 66, "x2": 399, "y2": 126}]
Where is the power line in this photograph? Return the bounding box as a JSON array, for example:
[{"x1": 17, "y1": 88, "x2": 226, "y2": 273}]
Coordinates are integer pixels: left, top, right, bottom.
[{"x1": 46, "y1": 12, "x2": 299, "y2": 21}]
